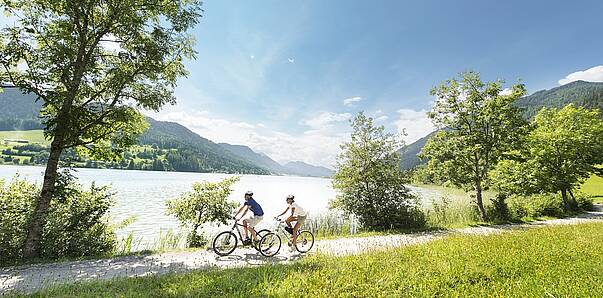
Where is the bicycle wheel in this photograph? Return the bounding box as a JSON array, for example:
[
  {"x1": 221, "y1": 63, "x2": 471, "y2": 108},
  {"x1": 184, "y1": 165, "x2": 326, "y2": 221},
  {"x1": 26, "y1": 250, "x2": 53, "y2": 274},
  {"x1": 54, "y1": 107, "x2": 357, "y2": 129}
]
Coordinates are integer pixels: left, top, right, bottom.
[
  {"x1": 254, "y1": 229, "x2": 271, "y2": 251},
  {"x1": 258, "y1": 232, "x2": 281, "y2": 257},
  {"x1": 212, "y1": 231, "x2": 237, "y2": 256},
  {"x1": 294, "y1": 230, "x2": 315, "y2": 253},
  {"x1": 256, "y1": 229, "x2": 271, "y2": 239}
]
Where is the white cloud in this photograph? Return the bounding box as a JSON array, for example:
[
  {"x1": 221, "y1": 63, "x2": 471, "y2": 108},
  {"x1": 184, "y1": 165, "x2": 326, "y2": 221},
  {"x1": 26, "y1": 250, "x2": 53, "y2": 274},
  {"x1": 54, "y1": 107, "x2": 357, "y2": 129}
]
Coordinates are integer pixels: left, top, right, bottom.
[
  {"x1": 288, "y1": 58, "x2": 295, "y2": 63},
  {"x1": 500, "y1": 88, "x2": 513, "y2": 96},
  {"x1": 300, "y1": 111, "x2": 352, "y2": 130},
  {"x1": 394, "y1": 109, "x2": 435, "y2": 144},
  {"x1": 558, "y1": 65, "x2": 603, "y2": 85},
  {"x1": 375, "y1": 115, "x2": 389, "y2": 122},
  {"x1": 153, "y1": 110, "x2": 348, "y2": 168},
  {"x1": 343, "y1": 96, "x2": 363, "y2": 106}
]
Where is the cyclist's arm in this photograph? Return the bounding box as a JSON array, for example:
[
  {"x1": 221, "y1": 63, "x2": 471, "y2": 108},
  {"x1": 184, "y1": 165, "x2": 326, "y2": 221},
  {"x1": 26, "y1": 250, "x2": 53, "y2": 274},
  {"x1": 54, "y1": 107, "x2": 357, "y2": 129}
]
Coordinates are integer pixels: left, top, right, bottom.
[
  {"x1": 234, "y1": 205, "x2": 248, "y2": 219},
  {"x1": 277, "y1": 206, "x2": 290, "y2": 218},
  {"x1": 290, "y1": 207, "x2": 296, "y2": 217}
]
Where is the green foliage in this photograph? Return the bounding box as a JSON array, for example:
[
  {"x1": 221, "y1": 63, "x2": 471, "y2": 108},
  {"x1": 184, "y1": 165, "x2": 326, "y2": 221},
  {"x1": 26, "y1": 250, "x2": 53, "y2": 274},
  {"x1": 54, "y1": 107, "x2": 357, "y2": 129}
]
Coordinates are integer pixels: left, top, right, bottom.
[
  {"x1": 332, "y1": 112, "x2": 425, "y2": 230},
  {"x1": 0, "y1": 177, "x2": 38, "y2": 264},
  {"x1": 0, "y1": 175, "x2": 116, "y2": 266},
  {"x1": 492, "y1": 105, "x2": 603, "y2": 210},
  {"x1": 166, "y1": 177, "x2": 240, "y2": 247},
  {"x1": 421, "y1": 71, "x2": 528, "y2": 219},
  {"x1": 425, "y1": 196, "x2": 480, "y2": 228},
  {"x1": 506, "y1": 193, "x2": 565, "y2": 219},
  {"x1": 30, "y1": 223, "x2": 603, "y2": 297}
]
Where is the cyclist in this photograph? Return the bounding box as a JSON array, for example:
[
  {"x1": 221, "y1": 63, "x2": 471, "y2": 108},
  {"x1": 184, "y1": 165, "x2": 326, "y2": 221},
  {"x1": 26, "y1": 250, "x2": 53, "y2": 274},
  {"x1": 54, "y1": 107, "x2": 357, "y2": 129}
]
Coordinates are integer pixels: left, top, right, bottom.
[
  {"x1": 276, "y1": 195, "x2": 307, "y2": 249},
  {"x1": 233, "y1": 191, "x2": 264, "y2": 245}
]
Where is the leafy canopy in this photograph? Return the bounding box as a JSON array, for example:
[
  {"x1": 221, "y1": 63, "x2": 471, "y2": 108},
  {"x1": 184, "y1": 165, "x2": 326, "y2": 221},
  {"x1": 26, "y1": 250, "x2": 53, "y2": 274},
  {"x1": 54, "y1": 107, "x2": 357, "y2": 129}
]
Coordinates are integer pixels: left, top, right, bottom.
[
  {"x1": 0, "y1": 0, "x2": 202, "y2": 158},
  {"x1": 332, "y1": 112, "x2": 425, "y2": 230},
  {"x1": 420, "y1": 71, "x2": 527, "y2": 220},
  {"x1": 492, "y1": 105, "x2": 603, "y2": 198},
  {"x1": 166, "y1": 177, "x2": 239, "y2": 246}
]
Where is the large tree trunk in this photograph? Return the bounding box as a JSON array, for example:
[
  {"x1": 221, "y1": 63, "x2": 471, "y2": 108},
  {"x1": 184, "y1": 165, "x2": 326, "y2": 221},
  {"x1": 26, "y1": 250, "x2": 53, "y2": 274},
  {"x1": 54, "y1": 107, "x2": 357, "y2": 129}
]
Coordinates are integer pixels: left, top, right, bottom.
[
  {"x1": 475, "y1": 179, "x2": 487, "y2": 221},
  {"x1": 22, "y1": 138, "x2": 64, "y2": 258},
  {"x1": 560, "y1": 188, "x2": 571, "y2": 211}
]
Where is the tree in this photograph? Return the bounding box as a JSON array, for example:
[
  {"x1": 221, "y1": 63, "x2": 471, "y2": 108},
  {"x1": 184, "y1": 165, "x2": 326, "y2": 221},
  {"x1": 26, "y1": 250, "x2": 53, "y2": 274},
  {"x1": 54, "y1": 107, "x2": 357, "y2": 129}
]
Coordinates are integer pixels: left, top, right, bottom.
[
  {"x1": 0, "y1": 0, "x2": 201, "y2": 257},
  {"x1": 420, "y1": 71, "x2": 527, "y2": 221},
  {"x1": 166, "y1": 177, "x2": 239, "y2": 247},
  {"x1": 332, "y1": 113, "x2": 425, "y2": 230},
  {"x1": 496, "y1": 105, "x2": 603, "y2": 210}
]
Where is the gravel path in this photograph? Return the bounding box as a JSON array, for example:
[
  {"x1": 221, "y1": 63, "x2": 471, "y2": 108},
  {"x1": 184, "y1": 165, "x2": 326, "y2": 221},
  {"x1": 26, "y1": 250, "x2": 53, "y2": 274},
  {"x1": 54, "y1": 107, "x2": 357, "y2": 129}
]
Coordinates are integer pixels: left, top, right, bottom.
[{"x1": 2, "y1": 207, "x2": 602, "y2": 294}]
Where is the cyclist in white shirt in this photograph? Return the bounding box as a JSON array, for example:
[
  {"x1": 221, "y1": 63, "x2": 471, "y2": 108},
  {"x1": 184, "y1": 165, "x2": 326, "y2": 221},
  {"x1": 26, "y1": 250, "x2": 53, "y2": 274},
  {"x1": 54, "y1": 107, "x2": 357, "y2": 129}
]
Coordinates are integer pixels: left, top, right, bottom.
[{"x1": 276, "y1": 195, "x2": 307, "y2": 249}]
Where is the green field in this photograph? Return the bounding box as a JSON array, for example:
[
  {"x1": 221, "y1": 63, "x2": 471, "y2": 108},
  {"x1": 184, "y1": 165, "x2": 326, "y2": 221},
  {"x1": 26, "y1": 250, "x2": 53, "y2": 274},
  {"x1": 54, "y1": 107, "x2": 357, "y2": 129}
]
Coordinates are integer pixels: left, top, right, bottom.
[
  {"x1": 19, "y1": 222, "x2": 603, "y2": 298},
  {"x1": 580, "y1": 175, "x2": 603, "y2": 202},
  {"x1": 0, "y1": 130, "x2": 48, "y2": 144}
]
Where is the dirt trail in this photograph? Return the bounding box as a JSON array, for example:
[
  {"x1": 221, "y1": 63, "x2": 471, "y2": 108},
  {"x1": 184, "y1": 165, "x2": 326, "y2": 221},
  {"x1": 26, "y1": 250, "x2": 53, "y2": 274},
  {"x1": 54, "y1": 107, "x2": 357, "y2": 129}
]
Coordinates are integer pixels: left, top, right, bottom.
[{"x1": 2, "y1": 208, "x2": 602, "y2": 294}]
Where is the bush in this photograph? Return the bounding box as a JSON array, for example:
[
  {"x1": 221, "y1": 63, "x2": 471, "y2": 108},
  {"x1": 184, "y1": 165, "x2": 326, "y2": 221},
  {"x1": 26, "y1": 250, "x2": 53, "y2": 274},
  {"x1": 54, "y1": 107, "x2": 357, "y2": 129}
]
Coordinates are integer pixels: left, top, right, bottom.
[
  {"x1": 486, "y1": 194, "x2": 511, "y2": 222},
  {"x1": 0, "y1": 174, "x2": 117, "y2": 266},
  {"x1": 574, "y1": 192, "x2": 594, "y2": 211},
  {"x1": 507, "y1": 193, "x2": 564, "y2": 219},
  {"x1": 166, "y1": 177, "x2": 239, "y2": 248}
]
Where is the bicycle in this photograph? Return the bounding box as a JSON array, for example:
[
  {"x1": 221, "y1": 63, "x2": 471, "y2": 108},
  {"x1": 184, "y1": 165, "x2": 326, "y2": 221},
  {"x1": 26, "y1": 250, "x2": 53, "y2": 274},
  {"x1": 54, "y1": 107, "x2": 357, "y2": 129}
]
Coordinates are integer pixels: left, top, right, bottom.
[
  {"x1": 258, "y1": 218, "x2": 315, "y2": 257},
  {"x1": 212, "y1": 218, "x2": 271, "y2": 256}
]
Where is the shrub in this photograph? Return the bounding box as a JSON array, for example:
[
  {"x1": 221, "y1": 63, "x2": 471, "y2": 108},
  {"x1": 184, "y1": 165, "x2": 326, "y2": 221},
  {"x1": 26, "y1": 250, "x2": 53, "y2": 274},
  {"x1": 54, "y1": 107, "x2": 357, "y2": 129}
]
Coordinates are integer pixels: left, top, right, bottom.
[
  {"x1": 0, "y1": 177, "x2": 38, "y2": 264},
  {"x1": 333, "y1": 113, "x2": 426, "y2": 231},
  {"x1": 507, "y1": 193, "x2": 564, "y2": 219},
  {"x1": 574, "y1": 192, "x2": 594, "y2": 211},
  {"x1": 166, "y1": 177, "x2": 239, "y2": 248},
  {"x1": 486, "y1": 193, "x2": 511, "y2": 222},
  {"x1": 0, "y1": 174, "x2": 117, "y2": 265}
]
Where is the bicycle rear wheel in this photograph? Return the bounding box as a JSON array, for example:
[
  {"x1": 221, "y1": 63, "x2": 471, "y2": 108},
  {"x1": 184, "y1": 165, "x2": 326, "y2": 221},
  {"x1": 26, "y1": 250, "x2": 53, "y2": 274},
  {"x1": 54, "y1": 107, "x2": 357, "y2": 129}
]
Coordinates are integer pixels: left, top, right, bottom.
[
  {"x1": 258, "y1": 232, "x2": 281, "y2": 257},
  {"x1": 294, "y1": 230, "x2": 315, "y2": 253},
  {"x1": 212, "y1": 231, "x2": 237, "y2": 256}
]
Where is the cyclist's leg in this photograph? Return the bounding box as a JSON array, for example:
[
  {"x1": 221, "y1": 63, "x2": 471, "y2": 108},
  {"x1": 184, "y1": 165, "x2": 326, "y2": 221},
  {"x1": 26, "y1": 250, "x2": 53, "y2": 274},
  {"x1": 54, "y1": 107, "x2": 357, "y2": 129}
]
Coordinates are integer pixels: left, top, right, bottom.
[
  {"x1": 242, "y1": 219, "x2": 250, "y2": 240},
  {"x1": 248, "y1": 216, "x2": 262, "y2": 241},
  {"x1": 292, "y1": 215, "x2": 306, "y2": 246},
  {"x1": 285, "y1": 216, "x2": 294, "y2": 228}
]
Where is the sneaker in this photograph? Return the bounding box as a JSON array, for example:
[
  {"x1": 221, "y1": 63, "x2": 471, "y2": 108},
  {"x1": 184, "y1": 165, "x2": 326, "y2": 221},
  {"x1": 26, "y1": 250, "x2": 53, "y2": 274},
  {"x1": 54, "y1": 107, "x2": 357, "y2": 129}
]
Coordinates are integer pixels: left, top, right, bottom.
[
  {"x1": 242, "y1": 239, "x2": 251, "y2": 246},
  {"x1": 285, "y1": 227, "x2": 293, "y2": 234}
]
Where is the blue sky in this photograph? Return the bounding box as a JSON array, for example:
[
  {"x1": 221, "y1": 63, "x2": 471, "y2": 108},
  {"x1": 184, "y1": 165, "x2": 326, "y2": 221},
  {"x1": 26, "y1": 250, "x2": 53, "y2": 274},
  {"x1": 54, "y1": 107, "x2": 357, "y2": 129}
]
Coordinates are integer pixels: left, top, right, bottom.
[
  {"x1": 3, "y1": 1, "x2": 603, "y2": 167},
  {"x1": 150, "y1": 0, "x2": 603, "y2": 167}
]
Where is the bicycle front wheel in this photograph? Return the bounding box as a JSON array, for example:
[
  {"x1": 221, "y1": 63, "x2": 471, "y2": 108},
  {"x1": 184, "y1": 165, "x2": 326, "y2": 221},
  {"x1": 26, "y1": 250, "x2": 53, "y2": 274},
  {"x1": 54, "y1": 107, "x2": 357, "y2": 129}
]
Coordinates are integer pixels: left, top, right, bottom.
[
  {"x1": 259, "y1": 232, "x2": 281, "y2": 257},
  {"x1": 295, "y1": 230, "x2": 315, "y2": 253},
  {"x1": 212, "y1": 231, "x2": 237, "y2": 256}
]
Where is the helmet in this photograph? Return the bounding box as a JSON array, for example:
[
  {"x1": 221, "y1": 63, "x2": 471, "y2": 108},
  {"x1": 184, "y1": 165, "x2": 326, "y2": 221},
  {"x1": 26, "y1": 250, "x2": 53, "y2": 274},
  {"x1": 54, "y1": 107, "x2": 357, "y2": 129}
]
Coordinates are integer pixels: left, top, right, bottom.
[
  {"x1": 286, "y1": 195, "x2": 295, "y2": 200},
  {"x1": 245, "y1": 191, "x2": 253, "y2": 196}
]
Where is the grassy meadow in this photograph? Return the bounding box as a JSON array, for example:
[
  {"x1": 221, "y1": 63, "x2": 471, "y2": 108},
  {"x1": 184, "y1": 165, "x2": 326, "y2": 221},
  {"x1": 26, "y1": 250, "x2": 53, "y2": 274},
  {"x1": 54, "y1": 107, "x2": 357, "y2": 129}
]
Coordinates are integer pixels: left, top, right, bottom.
[
  {"x1": 0, "y1": 130, "x2": 48, "y2": 144},
  {"x1": 17, "y1": 222, "x2": 603, "y2": 298},
  {"x1": 580, "y1": 175, "x2": 603, "y2": 203}
]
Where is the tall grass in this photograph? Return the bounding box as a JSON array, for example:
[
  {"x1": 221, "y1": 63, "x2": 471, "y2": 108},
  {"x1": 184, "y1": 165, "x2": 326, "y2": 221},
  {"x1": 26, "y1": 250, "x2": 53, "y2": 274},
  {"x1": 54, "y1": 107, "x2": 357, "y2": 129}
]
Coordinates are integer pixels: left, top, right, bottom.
[{"x1": 425, "y1": 195, "x2": 480, "y2": 228}]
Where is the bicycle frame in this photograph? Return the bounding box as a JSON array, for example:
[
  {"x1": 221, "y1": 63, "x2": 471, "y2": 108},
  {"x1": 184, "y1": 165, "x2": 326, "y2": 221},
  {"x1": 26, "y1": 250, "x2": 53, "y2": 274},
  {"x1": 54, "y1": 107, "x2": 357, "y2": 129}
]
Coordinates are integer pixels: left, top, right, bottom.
[{"x1": 229, "y1": 219, "x2": 258, "y2": 242}]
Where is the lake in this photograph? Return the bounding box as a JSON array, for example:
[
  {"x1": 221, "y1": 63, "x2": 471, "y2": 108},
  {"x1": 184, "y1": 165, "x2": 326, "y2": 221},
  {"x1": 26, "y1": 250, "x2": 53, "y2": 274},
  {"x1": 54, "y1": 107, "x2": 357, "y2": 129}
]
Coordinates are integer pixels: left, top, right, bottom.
[{"x1": 0, "y1": 165, "x2": 440, "y2": 249}]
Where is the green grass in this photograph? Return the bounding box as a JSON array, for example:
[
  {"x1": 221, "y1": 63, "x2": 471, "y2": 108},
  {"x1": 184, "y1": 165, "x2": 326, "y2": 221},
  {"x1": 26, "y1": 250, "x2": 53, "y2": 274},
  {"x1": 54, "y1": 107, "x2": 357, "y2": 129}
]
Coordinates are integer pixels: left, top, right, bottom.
[
  {"x1": 580, "y1": 175, "x2": 603, "y2": 203},
  {"x1": 18, "y1": 222, "x2": 603, "y2": 297},
  {"x1": 0, "y1": 130, "x2": 48, "y2": 144}
]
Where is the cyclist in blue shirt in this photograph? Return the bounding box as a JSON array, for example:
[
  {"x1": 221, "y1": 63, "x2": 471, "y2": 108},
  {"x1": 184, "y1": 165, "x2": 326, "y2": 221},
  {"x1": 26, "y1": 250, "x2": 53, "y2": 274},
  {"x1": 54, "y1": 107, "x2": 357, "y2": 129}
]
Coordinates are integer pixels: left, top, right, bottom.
[{"x1": 233, "y1": 190, "x2": 264, "y2": 245}]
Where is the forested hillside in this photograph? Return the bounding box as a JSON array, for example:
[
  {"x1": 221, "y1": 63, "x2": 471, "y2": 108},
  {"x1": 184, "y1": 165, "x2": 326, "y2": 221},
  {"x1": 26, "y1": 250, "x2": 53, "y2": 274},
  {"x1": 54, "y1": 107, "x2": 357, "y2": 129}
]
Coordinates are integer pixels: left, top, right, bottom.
[
  {"x1": 515, "y1": 80, "x2": 603, "y2": 119},
  {"x1": 139, "y1": 118, "x2": 269, "y2": 174},
  {"x1": 0, "y1": 87, "x2": 44, "y2": 131},
  {"x1": 0, "y1": 90, "x2": 269, "y2": 174}
]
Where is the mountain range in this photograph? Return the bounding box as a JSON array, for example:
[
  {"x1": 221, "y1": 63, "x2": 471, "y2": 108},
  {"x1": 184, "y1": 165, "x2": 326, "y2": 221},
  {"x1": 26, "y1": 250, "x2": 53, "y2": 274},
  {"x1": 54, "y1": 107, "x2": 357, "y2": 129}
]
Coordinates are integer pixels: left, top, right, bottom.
[
  {"x1": 0, "y1": 88, "x2": 333, "y2": 177},
  {"x1": 399, "y1": 80, "x2": 603, "y2": 170}
]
